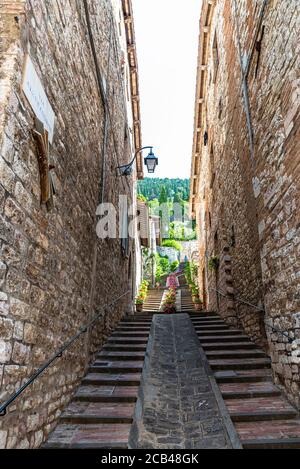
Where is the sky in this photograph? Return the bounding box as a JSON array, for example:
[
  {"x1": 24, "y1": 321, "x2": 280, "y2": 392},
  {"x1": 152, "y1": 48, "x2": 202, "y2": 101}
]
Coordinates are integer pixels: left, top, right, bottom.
[{"x1": 132, "y1": 0, "x2": 202, "y2": 179}]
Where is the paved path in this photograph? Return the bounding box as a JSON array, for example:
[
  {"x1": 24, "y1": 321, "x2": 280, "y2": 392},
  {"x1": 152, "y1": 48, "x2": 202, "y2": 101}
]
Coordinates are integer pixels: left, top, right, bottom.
[{"x1": 129, "y1": 314, "x2": 234, "y2": 449}]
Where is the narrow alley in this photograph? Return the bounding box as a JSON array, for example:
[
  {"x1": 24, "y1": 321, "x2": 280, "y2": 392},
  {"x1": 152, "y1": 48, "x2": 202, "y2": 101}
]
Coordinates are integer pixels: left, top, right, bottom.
[
  {"x1": 43, "y1": 267, "x2": 300, "y2": 449},
  {"x1": 0, "y1": 0, "x2": 299, "y2": 455}
]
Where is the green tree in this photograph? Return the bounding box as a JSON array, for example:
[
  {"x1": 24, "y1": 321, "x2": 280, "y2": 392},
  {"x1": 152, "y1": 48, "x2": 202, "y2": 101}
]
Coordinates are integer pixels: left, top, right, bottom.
[{"x1": 159, "y1": 186, "x2": 168, "y2": 205}]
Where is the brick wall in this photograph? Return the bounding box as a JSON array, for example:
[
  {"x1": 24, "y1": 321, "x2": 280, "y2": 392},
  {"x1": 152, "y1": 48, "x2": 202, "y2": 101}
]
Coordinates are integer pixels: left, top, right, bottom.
[
  {"x1": 0, "y1": 0, "x2": 139, "y2": 448},
  {"x1": 191, "y1": 0, "x2": 300, "y2": 407}
]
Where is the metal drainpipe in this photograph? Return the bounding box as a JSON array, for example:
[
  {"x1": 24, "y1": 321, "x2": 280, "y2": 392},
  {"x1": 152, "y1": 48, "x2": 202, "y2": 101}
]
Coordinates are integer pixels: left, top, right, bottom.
[
  {"x1": 83, "y1": 1, "x2": 115, "y2": 367},
  {"x1": 233, "y1": 0, "x2": 269, "y2": 161},
  {"x1": 83, "y1": 0, "x2": 111, "y2": 205}
]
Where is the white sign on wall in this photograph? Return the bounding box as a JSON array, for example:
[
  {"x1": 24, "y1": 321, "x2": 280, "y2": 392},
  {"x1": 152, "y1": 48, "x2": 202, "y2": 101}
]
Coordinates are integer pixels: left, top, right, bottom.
[{"x1": 22, "y1": 55, "x2": 56, "y2": 143}]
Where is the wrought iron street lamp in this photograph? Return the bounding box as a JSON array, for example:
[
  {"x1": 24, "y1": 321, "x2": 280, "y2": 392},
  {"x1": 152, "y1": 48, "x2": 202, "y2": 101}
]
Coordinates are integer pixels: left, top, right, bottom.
[{"x1": 118, "y1": 146, "x2": 158, "y2": 177}]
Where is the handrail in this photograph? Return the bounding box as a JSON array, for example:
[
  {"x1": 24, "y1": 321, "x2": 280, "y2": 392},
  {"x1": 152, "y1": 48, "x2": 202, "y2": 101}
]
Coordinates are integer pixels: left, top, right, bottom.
[
  {"x1": 0, "y1": 290, "x2": 131, "y2": 417},
  {"x1": 211, "y1": 287, "x2": 265, "y2": 312},
  {"x1": 210, "y1": 287, "x2": 293, "y2": 344}
]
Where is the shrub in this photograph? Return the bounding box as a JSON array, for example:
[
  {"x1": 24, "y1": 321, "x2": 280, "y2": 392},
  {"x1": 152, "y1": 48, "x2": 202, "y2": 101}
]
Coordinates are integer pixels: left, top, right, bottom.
[
  {"x1": 162, "y1": 240, "x2": 182, "y2": 252},
  {"x1": 170, "y1": 260, "x2": 179, "y2": 272},
  {"x1": 135, "y1": 296, "x2": 144, "y2": 305},
  {"x1": 159, "y1": 257, "x2": 170, "y2": 273},
  {"x1": 155, "y1": 264, "x2": 163, "y2": 283}
]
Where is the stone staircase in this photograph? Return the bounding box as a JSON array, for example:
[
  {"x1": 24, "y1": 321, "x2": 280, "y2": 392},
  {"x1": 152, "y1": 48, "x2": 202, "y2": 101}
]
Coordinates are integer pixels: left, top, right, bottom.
[
  {"x1": 189, "y1": 311, "x2": 300, "y2": 449},
  {"x1": 180, "y1": 289, "x2": 194, "y2": 313},
  {"x1": 143, "y1": 289, "x2": 163, "y2": 313},
  {"x1": 44, "y1": 314, "x2": 152, "y2": 449},
  {"x1": 44, "y1": 283, "x2": 300, "y2": 449}
]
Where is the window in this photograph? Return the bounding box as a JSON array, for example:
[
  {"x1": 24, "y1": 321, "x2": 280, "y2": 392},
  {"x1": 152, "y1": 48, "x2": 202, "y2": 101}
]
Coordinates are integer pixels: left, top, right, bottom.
[{"x1": 212, "y1": 33, "x2": 219, "y2": 83}]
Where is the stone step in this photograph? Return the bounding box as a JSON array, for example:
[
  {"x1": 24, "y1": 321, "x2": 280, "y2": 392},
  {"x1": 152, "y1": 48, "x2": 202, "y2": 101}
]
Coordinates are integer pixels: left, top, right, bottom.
[
  {"x1": 236, "y1": 420, "x2": 300, "y2": 449},
  {"x1": 112, "y1": 332, "x2": 150, "y2": 337},
  {"x1": 144, "y1": 299, "x2": 161, "y2": 302},
  {"x1": 143, "y1": 301, "x2": 162, "y2": 304},
  {"x1": 202, "y1": 341, "x2": 257, "y2": 351},
  {"x1": 134, "y1": 315, "x2": 156, "y2": 318},
  {"x1": 142, "y1": 309, "x2": 160, "y2": 312},
  {"x1": 44, "y1": 423, "x2": 131, "y2": 449},
  {"x1": 60, "y1": 402, "x2": 135, "y2": 425},
  {"x1": 97, "y1": 352, "x2": 145, "y2": 361},
  {"x1": 103, "y1": 344, "x2": 147, "y2": 352},
  {"x1": 143, "y1": 304, "x2": 161, "y2": 306},
  {"x1": 192, "y1": 321, "x2": 226, "y2": 326},
  {"x1": 195, "y1": 325, "x2": 230, "y2": 331},
  {"x1": 219, "y1": 382, "x2": 281, "y2": 399},
  {"x1": 198, "y1": 335, "x2": 250, "y2": 343},
  {"x1": 120, "y1": 322, "x2": 152, "y2": 326},
  {"x1": 206, "y1": 350, "x2": 267, "y2": 360},
  {"x1": 215, "y1": 369, "x2": 273, "y2": 384},
  {"x1": 143, "y1": 299, "x2": 162, "y2": 301},
  {"x1": 83, "y1": 373, "x2": 141, "y2": 386},
  {"x1": 89, "y1": 361, "x2": 143, "y2": 374},
  {"x1": 136, "y1": 310, "x2": 157, "y2": 313},
  {"x1": 209, "y1": 358, "x2": 271, "y2": 371},
  {"x1": 197, "y1": 330, "x2": 245, "y2": 337},
  {"x1": 243, "y1": 438, "x2": 300, "y2": 449},
  {"x1": 227, "y1": 397, "x2": 298, "y2": 422},
  {"x1": 116, "y1": 328, "x2": 151, "y2": 333},
  {"x1": 74, "y1": 385, "x2": 139, "y2": 403},
  {"x1": 191, "y1": 317, "x2": 223, "y2": 322},
  {"x1": 107, "y1": 338, "x2": 148, "y2": 345},
  {"x1": 189, "y1": 312, "x2": 218, "y2": 317}
]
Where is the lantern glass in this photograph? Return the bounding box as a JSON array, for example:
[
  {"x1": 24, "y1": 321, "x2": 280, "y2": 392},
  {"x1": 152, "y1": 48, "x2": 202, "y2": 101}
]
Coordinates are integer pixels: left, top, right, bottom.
[{"x1": 144, "y1": 151, "x2": 158, "y2": 174}]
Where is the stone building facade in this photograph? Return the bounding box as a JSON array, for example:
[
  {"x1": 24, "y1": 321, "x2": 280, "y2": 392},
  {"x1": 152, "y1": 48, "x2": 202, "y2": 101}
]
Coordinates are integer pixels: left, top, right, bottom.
[
  {"x1": 190, "y1": 0, "x2": 300, "y2": 408},
  {"x1": 0, "y1": 0, "x2": 143, "y2": 448}
]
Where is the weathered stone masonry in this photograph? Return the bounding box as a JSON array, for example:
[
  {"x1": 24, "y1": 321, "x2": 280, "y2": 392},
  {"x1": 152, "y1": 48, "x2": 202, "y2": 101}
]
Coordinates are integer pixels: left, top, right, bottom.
[
  {"x1": 190, "y1": 0, "x2": 300, "y2": 408},
  {"x1": 0, "y1": 0, "x2": 142, "y2": 448}
]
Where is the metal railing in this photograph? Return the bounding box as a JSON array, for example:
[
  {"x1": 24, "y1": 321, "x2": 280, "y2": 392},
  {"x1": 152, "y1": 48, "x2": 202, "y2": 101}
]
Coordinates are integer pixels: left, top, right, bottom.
[
  {"x1": 210, "y1": 287, "x2": 293, "y2": 344},
  {"x1": 0, "y1": 290, "x2": 130, "y2": 417},
  {"x1": 212, "y1": 287, "x2": 265, "y2": 312}
]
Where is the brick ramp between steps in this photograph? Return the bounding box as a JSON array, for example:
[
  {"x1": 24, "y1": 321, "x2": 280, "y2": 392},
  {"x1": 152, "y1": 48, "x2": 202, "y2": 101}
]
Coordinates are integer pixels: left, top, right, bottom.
[{"x1": 129, "y1": 314, "x2": 241, "y2": 449}]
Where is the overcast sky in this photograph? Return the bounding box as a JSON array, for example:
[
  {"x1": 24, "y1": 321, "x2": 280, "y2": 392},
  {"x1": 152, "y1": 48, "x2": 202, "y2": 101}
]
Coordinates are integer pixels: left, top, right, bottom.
[{"x1": 132, "y1": 0, "x2": 202, "y2": 179}]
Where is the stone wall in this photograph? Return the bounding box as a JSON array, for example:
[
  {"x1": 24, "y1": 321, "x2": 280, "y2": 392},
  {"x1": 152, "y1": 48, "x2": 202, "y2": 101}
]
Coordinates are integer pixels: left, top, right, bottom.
[
  {"x1": 0, "y1": 0, "x2": 140, "y2": 448},
  {"x1": 190, "y1": 0, "x2": 300, "y2": 407}
]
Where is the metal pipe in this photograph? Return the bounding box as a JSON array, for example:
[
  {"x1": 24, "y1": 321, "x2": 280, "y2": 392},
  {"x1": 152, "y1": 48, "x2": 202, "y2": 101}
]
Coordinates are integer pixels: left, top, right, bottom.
[
  {"x1": 83, "y1": 0, "x2": 110, "y2": 205},
  {"x1": 233, "y1": 0, "x2": 269, "y2": 160},
  {"x1": 233, "y1": 0, "x2": 254, "y2": 158}
]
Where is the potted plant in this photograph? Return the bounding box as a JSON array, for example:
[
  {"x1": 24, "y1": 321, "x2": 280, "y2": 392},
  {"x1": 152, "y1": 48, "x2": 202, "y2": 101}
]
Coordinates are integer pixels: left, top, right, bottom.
[
  {"x1": 162, "y1": 288, "x2": 177, "y2": 314},
  {"x1": 163, "y1": 303, "x2": 177, "y2": 314},
  {"x1": 135, "y1": 296, "x2": 144, "y2": 313},
  {"x1": 191, "y1": 284, "x2": 200, "y2": 301},
  {"x1": 194, "y1": 297, "x2": 203, "y2": 311}
]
